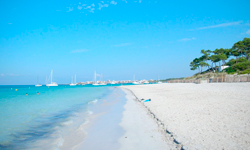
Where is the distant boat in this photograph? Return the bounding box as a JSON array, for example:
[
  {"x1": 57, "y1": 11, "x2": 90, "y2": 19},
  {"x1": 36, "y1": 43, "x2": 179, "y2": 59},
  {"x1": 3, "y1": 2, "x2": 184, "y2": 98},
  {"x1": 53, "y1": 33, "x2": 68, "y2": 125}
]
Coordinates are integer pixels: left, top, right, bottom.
[
  {"x1": 132, "y1": 75, "x2": 140, "y2": 85},
  {"x1": 99, "y1": 74, "x2": 107, "y2": 85},
  {"x1": 111, "y1": 81, "x2": 117, "y2": 84},
  {"x1": 100, "y1": 82, "x2": 107, "y2": 85},
  {"x1": 157, "y1": 75, "x2": 162, "y2": 84},
  {"x1": 46, "y1": 70, "x2": 58, "y2": 87},
  {"x1": 92, "y1": 71, "x2": 99, "y2": 86},
  {"x1": 35, "y1": 75, "x2": 42, "y2": 87},
  {"x1": 69, "y1": 75, "x2": 77, "y2": 86}
]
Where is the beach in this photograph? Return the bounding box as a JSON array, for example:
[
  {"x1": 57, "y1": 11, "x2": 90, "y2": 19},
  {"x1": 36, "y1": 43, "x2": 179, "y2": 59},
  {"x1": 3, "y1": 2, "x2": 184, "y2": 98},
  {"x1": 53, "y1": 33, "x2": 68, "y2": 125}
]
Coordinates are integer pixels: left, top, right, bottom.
[
  {"x1": 1, "y1": 83, "x2": 250, "y2": 150},
  {"x1": 121, "y1": 83, "x2": 250, "y2": 149}
]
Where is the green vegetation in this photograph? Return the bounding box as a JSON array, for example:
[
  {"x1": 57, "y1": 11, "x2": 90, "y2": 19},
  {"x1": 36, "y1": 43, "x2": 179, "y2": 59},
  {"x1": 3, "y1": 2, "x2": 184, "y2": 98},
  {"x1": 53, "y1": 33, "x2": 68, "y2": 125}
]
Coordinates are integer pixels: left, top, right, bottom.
[
  {"x1": 190, "y1": 38, "x2": 250, "y2": 75},
  {"x1": 164, "y1": 77, "x2": 185, "y2": 81}
]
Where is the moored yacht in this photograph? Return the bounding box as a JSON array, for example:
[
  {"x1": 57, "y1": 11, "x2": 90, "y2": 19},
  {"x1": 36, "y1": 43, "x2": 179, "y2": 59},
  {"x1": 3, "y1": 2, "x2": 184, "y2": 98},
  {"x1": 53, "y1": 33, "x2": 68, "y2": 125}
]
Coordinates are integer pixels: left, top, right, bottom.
[
  {"x1": 92, "y1": 71, "x2": 99, "y2": 86},
  {"x1": 69, "y1": 75, "x2": 77, "y2": 86},
  {"x1": 132, "y1": 75, "x2": 140, "y2": 84},
  {"x1": 46, "y1": 70, "x2": 58, "y2": 87},
  {"x1": 35, "y1": 75, "x2": 42, "y2": 87}
]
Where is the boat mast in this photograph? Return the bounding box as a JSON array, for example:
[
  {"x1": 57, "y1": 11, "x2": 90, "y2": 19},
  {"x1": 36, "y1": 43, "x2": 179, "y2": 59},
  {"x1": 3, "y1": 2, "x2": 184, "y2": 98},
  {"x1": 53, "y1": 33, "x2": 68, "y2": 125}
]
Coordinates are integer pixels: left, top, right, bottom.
[
  {"x1": 51, "y1": 70, "x2": 53, "y2": 84},
  {"x1": 94, "y1": 71, "x2": 96, "y2": 83},
  {"x1": 37, "y1": 75, "x2": 39, "y2": 84}
]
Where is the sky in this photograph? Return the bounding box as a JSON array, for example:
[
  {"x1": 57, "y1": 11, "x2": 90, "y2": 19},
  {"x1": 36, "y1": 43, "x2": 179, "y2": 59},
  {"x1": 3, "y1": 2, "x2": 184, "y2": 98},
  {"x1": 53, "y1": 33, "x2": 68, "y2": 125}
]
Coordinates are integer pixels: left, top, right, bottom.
[{"x1": 0, "y1": 0, "x2": 250, "y2": 85}]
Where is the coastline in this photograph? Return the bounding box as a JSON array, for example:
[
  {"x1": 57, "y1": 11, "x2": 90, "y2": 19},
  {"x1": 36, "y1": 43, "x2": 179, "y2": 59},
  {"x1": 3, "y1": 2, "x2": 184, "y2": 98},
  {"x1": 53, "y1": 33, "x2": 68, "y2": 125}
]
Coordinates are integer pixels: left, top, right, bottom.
[
  {"x1": 72, "y1": 86, "x2": 176, "y2": 150},
  {"x1": 118, "y1": 88, "x2": 177, "y2": 150},
  {"x1": 121, "y1": 83, "x2": 250, "y2": 149}
]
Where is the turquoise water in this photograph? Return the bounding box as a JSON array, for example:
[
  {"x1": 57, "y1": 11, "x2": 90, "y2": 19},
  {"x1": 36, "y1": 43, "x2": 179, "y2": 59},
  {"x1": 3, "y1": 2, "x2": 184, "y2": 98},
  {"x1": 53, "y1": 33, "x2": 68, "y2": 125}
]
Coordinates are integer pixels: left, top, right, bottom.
[{"x1": 0, "y1": 85, "x2": 122, "y2": 149}]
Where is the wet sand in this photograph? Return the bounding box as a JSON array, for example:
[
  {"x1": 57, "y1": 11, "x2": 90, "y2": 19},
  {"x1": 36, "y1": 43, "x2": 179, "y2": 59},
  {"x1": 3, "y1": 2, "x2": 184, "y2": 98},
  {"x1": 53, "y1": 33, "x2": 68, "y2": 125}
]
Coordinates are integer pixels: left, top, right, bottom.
[{"x1": 119, "y1": 88, "x2": 176, "y2": 150}]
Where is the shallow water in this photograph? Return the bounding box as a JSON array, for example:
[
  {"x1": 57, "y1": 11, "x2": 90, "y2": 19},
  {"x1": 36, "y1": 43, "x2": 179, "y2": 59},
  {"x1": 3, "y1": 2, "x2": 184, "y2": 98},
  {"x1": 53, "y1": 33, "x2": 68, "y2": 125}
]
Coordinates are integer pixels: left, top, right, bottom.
[
  {"x1": 75, "y1": 87, "x2": 126, "y2": 150},
  {"x1": 0, "y1": 85, "x2": 114, "y2": 149}
]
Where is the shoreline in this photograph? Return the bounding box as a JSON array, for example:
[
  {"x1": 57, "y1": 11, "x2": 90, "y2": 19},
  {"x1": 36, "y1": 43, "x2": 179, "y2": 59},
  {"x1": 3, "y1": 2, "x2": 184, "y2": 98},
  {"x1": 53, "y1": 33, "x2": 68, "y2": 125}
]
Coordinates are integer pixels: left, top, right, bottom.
[
  {"x1": 122, "y1": 83, "x2": 250, "y2": 149},
  {"x1": 119, "y1": 88, "x2": 177, "y2": 150}
]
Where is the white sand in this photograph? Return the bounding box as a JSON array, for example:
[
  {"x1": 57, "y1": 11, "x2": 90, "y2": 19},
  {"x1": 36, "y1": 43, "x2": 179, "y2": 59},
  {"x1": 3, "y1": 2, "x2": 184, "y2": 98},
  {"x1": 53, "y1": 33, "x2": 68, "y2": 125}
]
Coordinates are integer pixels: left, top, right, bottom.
[
  {"x1": 122, "y1": 83, "x2": 250, "y2": 150},
  {"x1": 119, "y1": 89, "x2": 177, "y2": 150}
]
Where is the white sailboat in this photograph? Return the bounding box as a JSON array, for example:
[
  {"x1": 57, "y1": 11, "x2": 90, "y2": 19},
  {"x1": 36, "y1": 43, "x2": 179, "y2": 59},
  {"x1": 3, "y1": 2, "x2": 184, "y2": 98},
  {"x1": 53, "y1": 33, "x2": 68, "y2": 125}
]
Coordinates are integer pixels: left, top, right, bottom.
[
  {"x1": 100, "y1": 82, "x2": 107, "y2": 85},
  {"x1": 132, "y1": 75, "x2": 140, "y2": 84},
  {"x1": 35, "y1": 75, "x2": 42, "y2": 87},
  {"x1": 157, "y1": 76, "x2": 162, "y2": 84},
  {"x1": 92, "y1": 71, "x2": 99, "y2": 86},
  {"x1": 111, "y1": 81, "x2": 117, "y2": 84},
  {"x1": 46, "y1": 70, "x2": 58, "y2": 87},
  {"x1": 99, "y1": 74, "x2": 107, "y2": 85},
  {"x1": 69, "y1": 75, "x2": 77, "y2": 86}
]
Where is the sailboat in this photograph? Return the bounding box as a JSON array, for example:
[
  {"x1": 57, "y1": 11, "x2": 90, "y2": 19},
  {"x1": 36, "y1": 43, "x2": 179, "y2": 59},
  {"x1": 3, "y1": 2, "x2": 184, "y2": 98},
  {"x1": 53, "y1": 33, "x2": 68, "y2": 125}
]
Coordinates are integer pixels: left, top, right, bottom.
[
  {"x1": 99, "y1": 74, "x2": 107, "y2": 85},
  {"x1": 46, "y1": 70, "x2": 58, "y2": 87},
  {"x1": 35, "y1": 75, "x2": 42, "y2": 87},
  {"x1": 69, "y1": 75, "x2": 77, "y2": 86},
  {"x1": 111, "y1": 81, "x2": 117, "y2": 84},
  {"x1": 157, "y1": 75, "x2": 163, "y2": 84},
  {"x1": 132, "y1": 75, "x2": 140, "y2": 84},
  {"x1": 92, "y1": 71, "x2": 99, "y2": 86}
]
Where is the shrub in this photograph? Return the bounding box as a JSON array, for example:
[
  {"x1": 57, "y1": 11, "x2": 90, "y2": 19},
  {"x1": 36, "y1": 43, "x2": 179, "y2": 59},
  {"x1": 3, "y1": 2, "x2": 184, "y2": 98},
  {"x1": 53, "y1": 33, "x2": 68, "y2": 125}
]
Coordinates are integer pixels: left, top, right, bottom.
[
  {"x1": 225, "y1": 67, "x2": 236, "y2": 74},
  {"x1": 239, "y1": 68, "x2": 250, "y2": 74},
  {"x1": 226, "y1": 59, "x2": 236, "y2": 66},
  {"x1": 231, "y1": 60, "x2": 250, "y2": 71}
]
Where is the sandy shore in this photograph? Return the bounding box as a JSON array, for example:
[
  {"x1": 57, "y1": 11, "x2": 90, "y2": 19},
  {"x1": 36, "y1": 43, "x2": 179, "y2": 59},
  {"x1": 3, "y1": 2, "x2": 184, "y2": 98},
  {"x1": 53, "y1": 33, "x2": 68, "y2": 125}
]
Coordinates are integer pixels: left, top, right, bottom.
[
  {"x1": 118, "y1": 88, "x2": 176, "y2": 150},
  {"x1": 121, "y1": 83, "x2": 250, "y2": 150}
]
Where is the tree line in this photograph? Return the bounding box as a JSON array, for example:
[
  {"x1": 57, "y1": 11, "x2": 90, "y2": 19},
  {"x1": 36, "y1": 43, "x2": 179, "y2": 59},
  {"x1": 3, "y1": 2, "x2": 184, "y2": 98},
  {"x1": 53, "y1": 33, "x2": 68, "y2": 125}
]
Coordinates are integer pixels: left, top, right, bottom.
[{"x1": 190, "y1": 37, "x2": 250, "y2": 74}]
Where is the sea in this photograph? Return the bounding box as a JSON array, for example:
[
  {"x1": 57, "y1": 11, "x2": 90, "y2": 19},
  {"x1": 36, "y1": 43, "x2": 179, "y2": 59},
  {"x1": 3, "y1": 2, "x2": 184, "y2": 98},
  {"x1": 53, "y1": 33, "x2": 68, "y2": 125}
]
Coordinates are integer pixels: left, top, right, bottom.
[{"x1": 0, "y1": 84, "x2": 129, "y2": 150}]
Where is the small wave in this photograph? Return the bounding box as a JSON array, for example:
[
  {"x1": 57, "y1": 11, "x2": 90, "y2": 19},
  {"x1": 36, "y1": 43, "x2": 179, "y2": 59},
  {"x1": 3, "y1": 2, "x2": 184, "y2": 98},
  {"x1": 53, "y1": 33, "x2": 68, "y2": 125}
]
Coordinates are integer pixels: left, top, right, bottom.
[
  {"x1": 57, "y1": 137, "x2": 64, "y2": 147},
  {"x1": 61, "y1": 120, "x2": 73, "y2": 126},
  {"x1": 88, "y1": 111, "x2": 93, "y2": 115},
  {"x1": 88, "y1": 99, "x2": 98, "y2": 104},
  {"x1": 83, "y1": 119, "x2": 89, "y2": 125},
  {"x1": 79, "y1": 119, "x2": 90, "y2": 131}
]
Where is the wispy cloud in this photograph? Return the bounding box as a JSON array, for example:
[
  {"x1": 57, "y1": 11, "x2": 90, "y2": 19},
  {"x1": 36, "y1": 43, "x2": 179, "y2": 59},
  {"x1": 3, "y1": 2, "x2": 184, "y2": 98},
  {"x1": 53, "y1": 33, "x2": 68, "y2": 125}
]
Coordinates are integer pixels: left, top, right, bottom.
[
  {"x1": 77, "y1": 5, "x2": 83, "y2": 10},
  {"x1": 85, "y1": 6, "x2": 91, "y2": 9},
  {"x1": 0, "y1": 73, "x2": 20, "y2": 77},
  {"x1": 110, "y1": 0, "x2": 117, "y2": 5},
  {"x1": 67, "y1": 0, "x2": 145, "y2": 14},
  {"x1": 70, "y1": 49, "x2": 89, "y2": 53},
  {"x1": 66, "y1": 7, "x2": 74, "y2": 12},
  {"x1": 179, "y1": 37, "x2": 196, "y2": 42},
  {"x1": 246, "y1": 30, "x2": 250, "y2": 34},
  {"x1": 98, "y1": 3, "x2": 109, "y2": 10},
  {"x1": 194, "y1": 21, "x2": 242, "y2": 30},
  {"x1": 112, "y1": 43, "x2": 132, "y2": 47},
  {"x1": 90, "y1": 8, "x2": 95, "y2": 13}
]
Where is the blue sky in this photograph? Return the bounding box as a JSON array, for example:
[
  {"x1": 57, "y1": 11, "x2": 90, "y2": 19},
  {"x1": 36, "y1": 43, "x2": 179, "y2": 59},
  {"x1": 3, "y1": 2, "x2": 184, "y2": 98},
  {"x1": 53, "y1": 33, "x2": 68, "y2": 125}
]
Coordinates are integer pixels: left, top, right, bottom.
[{"x1": 0, "y1": 0, "x2": 250, "y2": 85}]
